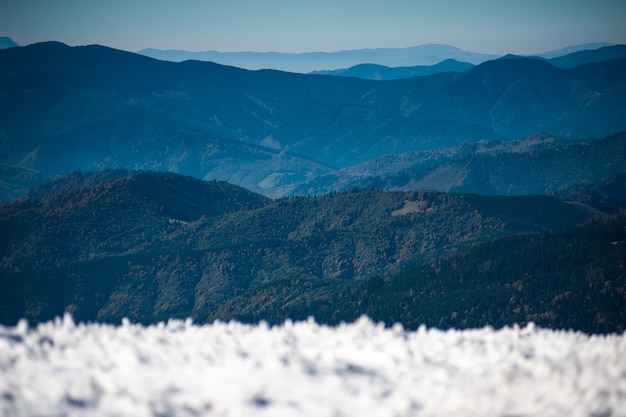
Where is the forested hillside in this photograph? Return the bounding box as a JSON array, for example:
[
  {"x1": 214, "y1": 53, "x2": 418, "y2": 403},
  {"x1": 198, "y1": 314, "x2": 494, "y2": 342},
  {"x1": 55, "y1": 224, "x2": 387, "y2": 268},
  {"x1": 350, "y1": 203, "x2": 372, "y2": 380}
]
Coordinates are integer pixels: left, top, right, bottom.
[
  {"x1": 291, "y1": 132, "x2": 626, "y2": 196},
  {"x1": 209, "y1": 214, "x2": 626, "y2": 334},
  {"x1": 0, "y1": 171, "x2": 598, "y2": 326}
]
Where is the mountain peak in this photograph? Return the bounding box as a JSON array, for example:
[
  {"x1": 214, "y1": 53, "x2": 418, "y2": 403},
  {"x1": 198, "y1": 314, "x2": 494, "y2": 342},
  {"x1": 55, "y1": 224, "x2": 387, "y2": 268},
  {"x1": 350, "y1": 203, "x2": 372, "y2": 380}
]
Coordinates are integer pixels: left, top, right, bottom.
[
  {"x1": 0, "y1": 36, "x2": 19, "y2": 49},
  {"x1": 499, "y1": 53, "x2": 530, "y2": 60}
]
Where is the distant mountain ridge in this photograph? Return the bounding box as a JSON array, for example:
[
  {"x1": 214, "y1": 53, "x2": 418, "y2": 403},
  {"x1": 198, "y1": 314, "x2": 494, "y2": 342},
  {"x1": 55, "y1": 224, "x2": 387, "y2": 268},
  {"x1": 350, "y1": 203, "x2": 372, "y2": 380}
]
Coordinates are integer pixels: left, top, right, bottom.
[
  {"x1": 534, "y1": 42, "x2": 615, "y2": 59},
  {"x1": 1, "y1": 41, "x2": 625, "y2": 200},
  {"x1": 314, "y1": 45, "x2": 626, "y2": 81},
  {"x1": 138, "y1": 43, "x2": 499, "y2": 73},
  {"x1": 546, "y1": 44, "x2": 626, "y2": 68},
  {"x1": 137, "y1": 42, "x2": 617, "y2": 74},
  {"x1": 310, "y1": 59, "x2": 475, "y2": 80}
]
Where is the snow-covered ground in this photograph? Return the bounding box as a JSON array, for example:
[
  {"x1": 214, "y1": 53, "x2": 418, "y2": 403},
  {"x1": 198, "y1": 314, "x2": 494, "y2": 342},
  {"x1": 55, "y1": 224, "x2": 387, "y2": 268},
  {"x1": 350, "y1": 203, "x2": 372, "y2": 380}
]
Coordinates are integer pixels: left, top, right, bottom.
[{"x1": 1, "y1": 315, "x2": 624, "y2": 417}]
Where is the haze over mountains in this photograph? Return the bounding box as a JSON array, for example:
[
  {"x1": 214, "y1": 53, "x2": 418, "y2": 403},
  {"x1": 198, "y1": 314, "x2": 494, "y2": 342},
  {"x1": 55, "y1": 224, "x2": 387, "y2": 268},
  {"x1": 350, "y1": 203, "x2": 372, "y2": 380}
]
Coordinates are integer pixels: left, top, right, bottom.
[
  {"x1": 1, "y1": 41, "x2": 625, "y2": 199},
  {"x1": 313, "y1": 44, "x2": 626, "y2": 80},
  {"x1": 138, "y1": 43, "x2": 499, "y2": 73},
  {"x1": 137, "y1": 42, "x2": 616, "y2": 73},
  {"x1": 291, "y1": 132, "x2": 626, "y2": 196}
]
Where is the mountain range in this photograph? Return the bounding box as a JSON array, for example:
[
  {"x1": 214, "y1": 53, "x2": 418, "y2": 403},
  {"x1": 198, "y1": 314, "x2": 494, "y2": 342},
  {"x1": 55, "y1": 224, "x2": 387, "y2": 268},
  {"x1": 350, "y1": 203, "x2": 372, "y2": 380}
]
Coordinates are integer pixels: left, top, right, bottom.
[
  {"x1": 2, "y1": 169, "x2": 623, "y2": 332},
  {"x1": 1, "y1": 42, "x2": 625, "y2": 200},
  {"x1": 310, "y1": 45, "x2": 626, "y2": 80},
  {"x1": 290, "y1": 132, "x2": 626, "y2": 196},
  {"x1": 0, "y1": 40, "x2": 625, "y2": 333},
  {"x1": 310, "y1": 59, "x2": 476, "y2": 80},
  {"x1": 137, "y1": 42, "x2": 616, "y2": 74},
  {"x1": 1, "y1": 38, "x2": 614, "y2": 73},
  {"x1": 138, "y1": 43, "x2": 500, "y2": 73}
]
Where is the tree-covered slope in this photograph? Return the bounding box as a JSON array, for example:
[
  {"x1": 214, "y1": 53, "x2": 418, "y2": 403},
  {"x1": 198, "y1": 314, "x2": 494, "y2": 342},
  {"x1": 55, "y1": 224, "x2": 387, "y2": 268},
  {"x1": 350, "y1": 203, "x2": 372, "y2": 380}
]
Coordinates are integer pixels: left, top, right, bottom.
[
  {"x1": 209, "y1": 214, "x2": 626, "y2": 334},
  {"x1": 0, "y1": 171, "x2": 594, "y2": 325},
  {"x1": 291, "y1": 132, "x2": 626, "y2": 197},
  {"x1": 0, "y1": 171, "x2": 269, "y2": 268}
]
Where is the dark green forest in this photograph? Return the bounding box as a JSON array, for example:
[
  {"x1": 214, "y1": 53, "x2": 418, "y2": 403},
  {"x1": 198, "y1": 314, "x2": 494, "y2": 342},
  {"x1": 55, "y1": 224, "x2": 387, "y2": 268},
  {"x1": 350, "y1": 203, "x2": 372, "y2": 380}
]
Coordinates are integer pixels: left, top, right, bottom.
[
  {"x1": 208, "y1": 215, "x2": 626, "y2": 334},
  {"x1": 0, "y1": 170, "x2": 624, "y2": 333}
]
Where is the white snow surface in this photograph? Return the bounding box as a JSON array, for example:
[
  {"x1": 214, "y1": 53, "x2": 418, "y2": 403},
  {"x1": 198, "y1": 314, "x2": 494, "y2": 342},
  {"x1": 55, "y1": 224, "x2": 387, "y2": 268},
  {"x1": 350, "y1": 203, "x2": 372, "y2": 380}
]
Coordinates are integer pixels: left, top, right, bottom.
[{"x1": 1, "y1": 315, "x2": 625, "y2": 417}]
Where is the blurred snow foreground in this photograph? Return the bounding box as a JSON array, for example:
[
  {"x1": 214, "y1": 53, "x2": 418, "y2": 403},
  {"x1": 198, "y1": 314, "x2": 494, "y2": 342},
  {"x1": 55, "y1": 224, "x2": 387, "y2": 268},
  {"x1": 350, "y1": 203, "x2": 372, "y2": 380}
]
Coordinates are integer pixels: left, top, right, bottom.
[{"x1": 1, "y1": 315, "x2": 625, "y2": 417}]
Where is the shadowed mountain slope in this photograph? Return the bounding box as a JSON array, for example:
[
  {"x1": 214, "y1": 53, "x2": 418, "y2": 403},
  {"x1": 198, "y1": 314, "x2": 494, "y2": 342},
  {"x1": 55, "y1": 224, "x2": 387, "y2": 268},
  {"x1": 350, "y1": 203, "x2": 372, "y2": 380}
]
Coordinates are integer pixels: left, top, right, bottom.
[
  {"x1": 1, "y1": 42, "x2": 626, "y2": 199},
  {"x1": 290, "y1": 133, "x2": 626, "y2": 197}
]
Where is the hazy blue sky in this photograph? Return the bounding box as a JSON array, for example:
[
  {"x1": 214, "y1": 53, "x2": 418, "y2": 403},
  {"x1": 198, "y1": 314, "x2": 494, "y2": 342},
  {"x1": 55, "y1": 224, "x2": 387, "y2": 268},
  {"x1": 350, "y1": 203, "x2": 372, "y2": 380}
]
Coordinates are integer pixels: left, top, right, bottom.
[{"x1": 1, "y1": 0, "x2": 625, "y2": 54}]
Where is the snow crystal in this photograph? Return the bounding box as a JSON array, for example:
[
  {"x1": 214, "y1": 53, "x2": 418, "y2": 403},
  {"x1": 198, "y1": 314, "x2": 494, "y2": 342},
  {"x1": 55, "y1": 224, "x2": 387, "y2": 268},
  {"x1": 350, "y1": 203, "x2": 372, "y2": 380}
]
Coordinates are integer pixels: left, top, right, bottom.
[{"x1": 0, "y1": 314, "x2": 624, "y2": 417}]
